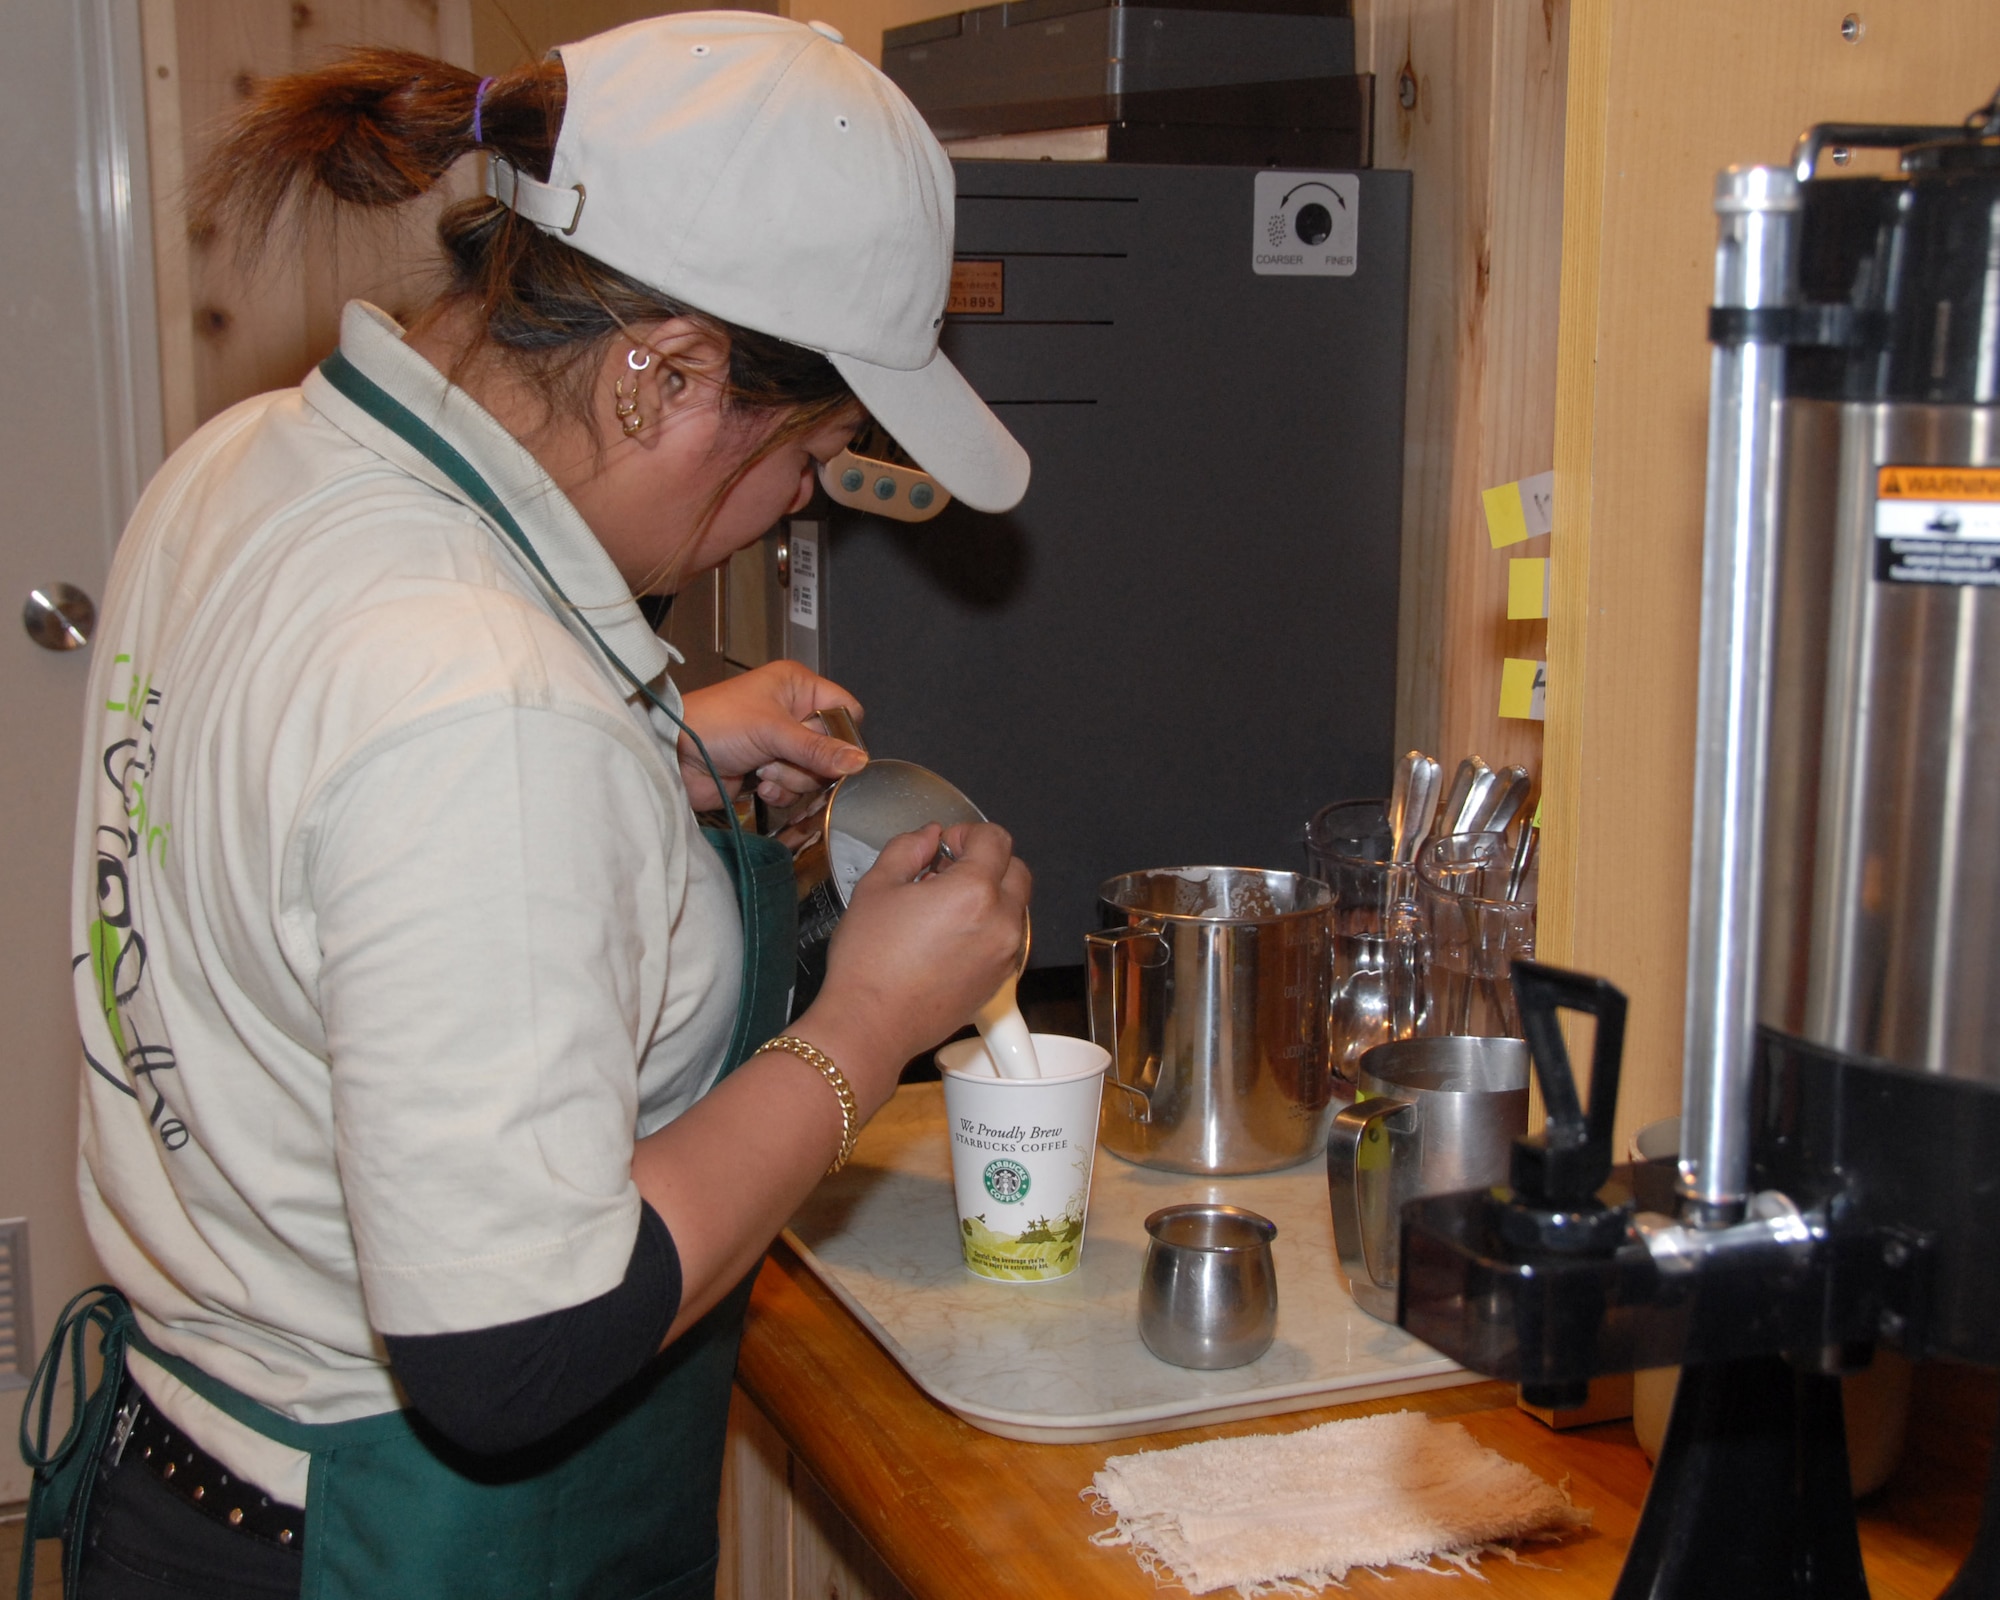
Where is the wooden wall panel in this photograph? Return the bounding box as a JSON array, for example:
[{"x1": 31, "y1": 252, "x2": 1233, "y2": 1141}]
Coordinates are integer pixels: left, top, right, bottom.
[
  {"x1": 170, "y1": 3, "x2": 302, "y2": 429},
  {"x1": 139, "y1": 0, "x2": 198, "y2": 451},
  {"x1": 1361, "y1": 0, "x2": 1565, "y2": 795},
  {"x1": 792, "y1": 1463, "x2": 917, "y2": 1600},
  {"x1": 1541, "y1": 0, "x2": 2000, "y2": 1147},
  {"x1": 144, "y1": 0, "x2": 475, "y2": 446},
  {"x1": 718, "y1": 1386, "x2": 795, "y2": 1600}
]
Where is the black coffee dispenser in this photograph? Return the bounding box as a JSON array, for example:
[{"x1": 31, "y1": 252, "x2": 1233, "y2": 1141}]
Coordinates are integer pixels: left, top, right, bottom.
[{"x1": 1391, "y1": 87, "x2": 2000, "y2": 1598}]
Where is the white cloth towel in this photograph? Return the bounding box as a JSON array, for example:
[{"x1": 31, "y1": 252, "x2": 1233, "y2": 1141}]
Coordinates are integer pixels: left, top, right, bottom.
[{"x1": 1084, "y1": 1409, "x2": 1590, "y2": 1596}]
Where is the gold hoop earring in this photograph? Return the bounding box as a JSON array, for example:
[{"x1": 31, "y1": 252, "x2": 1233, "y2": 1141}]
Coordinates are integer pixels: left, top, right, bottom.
[{"x1": 614, "y1": 348, "x2": 652, "y2": 438}]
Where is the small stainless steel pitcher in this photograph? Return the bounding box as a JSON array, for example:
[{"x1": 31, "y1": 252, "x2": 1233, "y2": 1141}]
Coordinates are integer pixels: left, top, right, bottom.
[
  {"x1": 1138, "y1": 1204, "x2": 1280, "y2": 1369},
  {"x1": 1087, "y1": 866, "x2": 1336, "y2": 1175},
  {"x1": 781, "y1": 706, "x2": 985, "y2": 1009},
  {"x1": 1326, "y1": 1035, "x2": 1529, "y2": 1321}
]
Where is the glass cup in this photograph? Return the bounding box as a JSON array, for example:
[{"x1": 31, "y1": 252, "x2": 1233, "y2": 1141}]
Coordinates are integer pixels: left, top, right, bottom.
[
  {"x1": 1415, "y1": 831, "x2": 1539, "y2": 1038},
  {"x1": 1306, "y1": 799, "x2": 1423, "y2": 1077}
]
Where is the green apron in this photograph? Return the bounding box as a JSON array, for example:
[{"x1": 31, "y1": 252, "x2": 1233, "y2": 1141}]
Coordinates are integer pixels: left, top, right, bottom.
[
  {"x1": 20, "y1": 830, "x2": 798, "y2": 1600},
  {"x1": 18, "y1": 348, "x2": 807, "y2": 1600}
]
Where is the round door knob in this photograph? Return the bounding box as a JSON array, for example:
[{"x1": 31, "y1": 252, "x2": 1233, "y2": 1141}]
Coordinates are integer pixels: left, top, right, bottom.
[{"x1": 23, "y1": 583, "x2": 96, "y2": 651}]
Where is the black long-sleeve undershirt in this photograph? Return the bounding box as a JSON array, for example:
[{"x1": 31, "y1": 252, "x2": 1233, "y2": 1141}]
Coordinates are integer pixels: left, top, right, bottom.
[{"x1": 382, "y1": 1201, "x2": 681, "y2": 1456}]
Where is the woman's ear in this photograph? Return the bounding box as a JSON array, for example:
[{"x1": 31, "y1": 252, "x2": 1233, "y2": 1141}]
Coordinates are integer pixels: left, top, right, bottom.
[
  {"x1": 645, "y1": 320, "x2": 731, "y2": 410},
  {"x1": 613, "y1": 317, "x2": 729, "y2": 445}
]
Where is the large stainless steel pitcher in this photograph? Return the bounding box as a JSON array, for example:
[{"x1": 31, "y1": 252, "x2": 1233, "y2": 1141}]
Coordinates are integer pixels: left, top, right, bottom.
[{"x1": 1087, "y1": 867, "x2": 1336, "y2": 1174}]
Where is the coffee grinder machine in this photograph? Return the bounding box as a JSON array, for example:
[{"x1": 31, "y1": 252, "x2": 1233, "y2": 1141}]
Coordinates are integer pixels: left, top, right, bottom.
[{"x1": 1387, "y1": 88, "x2": 2000, "y2": 1597}]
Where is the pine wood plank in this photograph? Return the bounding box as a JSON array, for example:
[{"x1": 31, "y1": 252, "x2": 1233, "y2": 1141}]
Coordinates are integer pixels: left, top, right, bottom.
[
  {"x1": 719, "y1": 1385, "x2": 795, "y2": 1600},
  {"x1": 173, "y1": 0, "x2": 307, "y2": 422},
  {"x1": 162, "y1": 0, "x2": 474, "y2": 432},
  {"x1": 139, "y1": 0, "x2": 199, "y2": 454},
  {"x1": 1365, "y1": 0, "x2": 1564, "y2": 788}
]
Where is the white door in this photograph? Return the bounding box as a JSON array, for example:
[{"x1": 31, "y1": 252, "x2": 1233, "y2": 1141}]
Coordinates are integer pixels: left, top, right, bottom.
[{"x1": 0, "y1": 0, "x2": 162, "y2": 1503}]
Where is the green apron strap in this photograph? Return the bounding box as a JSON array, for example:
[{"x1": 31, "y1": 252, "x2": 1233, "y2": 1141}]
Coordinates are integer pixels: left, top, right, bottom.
[
  {"x1": 315, "y1": 348, "x2": 788, "y2": 1077},
  {"x1": 121, "y1": 1327, "x2": 412, "y2": 1452},
  {"x1": 16, "y1": 1285, "x2": 133, "y2": 1600},
  {"x1": 702, "y1": 827, "x2": 798, "y2": 1074}
]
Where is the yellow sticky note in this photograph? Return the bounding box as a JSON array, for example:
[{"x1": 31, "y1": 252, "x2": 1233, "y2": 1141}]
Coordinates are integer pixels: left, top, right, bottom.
[
  {"x1": 1499, "y1": 658, "x2": 1548, "y2": 721},
  {"x1": 1507, "y1": 557, "x2": 1550, "y2": 620},
  {"x1": 1483, "y1": 471, "x2": 1555, "y2": 549},
  {"x1": 1483, "y1": 482, "x2": 1529, "y2": 549}
]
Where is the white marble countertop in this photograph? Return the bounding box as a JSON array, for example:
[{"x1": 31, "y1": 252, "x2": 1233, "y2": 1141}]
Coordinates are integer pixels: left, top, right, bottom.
[{"x1": 784, "y1": 1083, "x2": 1478, "y2": 1443}]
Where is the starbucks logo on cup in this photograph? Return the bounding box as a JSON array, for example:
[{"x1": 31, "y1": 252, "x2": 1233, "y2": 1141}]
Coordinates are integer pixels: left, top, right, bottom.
[{"x1": 983, "y1": 1158, "x2": 1031, "y2": 1204}]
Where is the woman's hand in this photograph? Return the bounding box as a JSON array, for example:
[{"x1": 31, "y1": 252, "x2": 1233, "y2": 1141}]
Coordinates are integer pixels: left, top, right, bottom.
[
  {"x1": 675, "y1": 662, "x2": 865, "y2": 809},
  {"x1": 797, "y1": 821, "x2": 1033, "y2": 1116},
  {"x1": 629, "y1": 820, "x2": 1029, "y2": 1343}
]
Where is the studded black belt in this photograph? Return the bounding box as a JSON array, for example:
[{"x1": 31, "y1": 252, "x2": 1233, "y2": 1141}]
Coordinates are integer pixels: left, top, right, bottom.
[{"x1": 109, "y1": 1382, "x2": 306, "y2": 1552}]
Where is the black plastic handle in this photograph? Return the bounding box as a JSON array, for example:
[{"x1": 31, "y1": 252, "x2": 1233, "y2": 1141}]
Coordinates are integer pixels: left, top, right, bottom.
[{"x1": 1507, "y1": 959, "x2": 1628, "y2": 1209}]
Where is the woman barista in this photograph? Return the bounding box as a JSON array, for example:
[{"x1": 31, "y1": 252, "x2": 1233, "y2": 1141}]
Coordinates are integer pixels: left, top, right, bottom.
[{"x1": 29, "y1": 15, "x2": 1031, "y2": 1599}]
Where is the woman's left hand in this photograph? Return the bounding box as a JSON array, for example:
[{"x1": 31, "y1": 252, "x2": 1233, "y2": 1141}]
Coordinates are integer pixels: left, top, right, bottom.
[{"x1": 675, "y1": 661, "x2": 866, "y2": 809}]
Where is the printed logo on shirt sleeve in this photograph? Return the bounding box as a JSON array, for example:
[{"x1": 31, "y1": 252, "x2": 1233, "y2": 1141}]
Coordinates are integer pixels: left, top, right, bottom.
[{"x1": 75, "y1": 656, "x2": 190, "y2": 1153}]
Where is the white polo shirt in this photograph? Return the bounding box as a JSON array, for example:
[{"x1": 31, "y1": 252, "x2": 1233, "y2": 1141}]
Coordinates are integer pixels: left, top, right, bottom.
[{"x1": 71, "y1": 303, "x2": 743, "y2": 1472}]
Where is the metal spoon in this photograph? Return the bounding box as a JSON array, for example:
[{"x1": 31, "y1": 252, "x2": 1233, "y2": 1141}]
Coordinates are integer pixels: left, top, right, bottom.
[
  {"x1": 1385, "y1": 751, "x2": 1422, "y2": 867},
  {"x1": 1469, "y1": 765, "x2": 1533, "y2": 837},
  {"x1": 1436, "y1": 757, "x2": 1488, "y2": 840},
  {"x1": 1331, "y1": 931, "x2": 1399, "y2": 1073},
  {"x1": 1385, "y1": 752, "x2": 1441, "y2": 915},
  {"x1": 1450, "y1": 763, "x2": 1503, "y2": 836},
  {"x1": 1505, "y1": 821, "x2": 1539, "y2": 903},
  {"x1": 1397, "y1": 757, "x2": 1444, "y2": 863}
]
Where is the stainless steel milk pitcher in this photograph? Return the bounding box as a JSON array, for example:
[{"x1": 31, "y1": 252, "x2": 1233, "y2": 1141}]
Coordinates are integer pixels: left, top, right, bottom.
[{"x1": 1087, "y1": 867, "x2": 1337, "y2": 1174}]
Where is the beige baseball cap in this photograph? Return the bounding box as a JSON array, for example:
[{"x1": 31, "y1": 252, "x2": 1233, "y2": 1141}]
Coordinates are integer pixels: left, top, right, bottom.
[{"x1": 487, "y1": 11, "x2": 1029, "y2": 514}]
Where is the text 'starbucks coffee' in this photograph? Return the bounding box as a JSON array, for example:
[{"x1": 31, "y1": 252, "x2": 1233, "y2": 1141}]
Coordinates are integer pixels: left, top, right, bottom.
[{"x1": 936, "y1": 1034, "x2": 1110, "y2": 1281}]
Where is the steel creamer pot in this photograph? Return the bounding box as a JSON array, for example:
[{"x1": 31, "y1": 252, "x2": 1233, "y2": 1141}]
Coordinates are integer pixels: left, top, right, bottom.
[{"x1": 1087, "y1": 867, "x2": 1336, "y2": 1174}]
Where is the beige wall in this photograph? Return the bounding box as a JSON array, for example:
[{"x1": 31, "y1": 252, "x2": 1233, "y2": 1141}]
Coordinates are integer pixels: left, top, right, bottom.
[{"x1": 1542, "y1": 0, "x2": 2000, "y2": 1147}]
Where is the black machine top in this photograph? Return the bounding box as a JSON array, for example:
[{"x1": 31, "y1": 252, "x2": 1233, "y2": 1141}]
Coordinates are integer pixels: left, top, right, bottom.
[{"x1": 1787, "y1": 84, "x2": 2000, "y2": 406}]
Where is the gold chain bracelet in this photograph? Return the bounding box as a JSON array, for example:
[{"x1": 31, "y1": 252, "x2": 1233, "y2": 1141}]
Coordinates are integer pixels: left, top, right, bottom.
[{"x1": 760, "y1": 1035, "x2": 858, "y2": 1175}]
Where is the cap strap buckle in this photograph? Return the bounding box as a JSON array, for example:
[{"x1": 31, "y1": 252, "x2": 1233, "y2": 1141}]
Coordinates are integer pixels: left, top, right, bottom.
[{"x1": 487, "y1": 158, "x2": 587, "y2": 237}]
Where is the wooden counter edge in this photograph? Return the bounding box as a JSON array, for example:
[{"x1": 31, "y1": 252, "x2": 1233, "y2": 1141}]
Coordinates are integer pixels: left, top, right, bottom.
[{"x1": 737, "y1": 1240, "x2": 1994, "y2": 1600}]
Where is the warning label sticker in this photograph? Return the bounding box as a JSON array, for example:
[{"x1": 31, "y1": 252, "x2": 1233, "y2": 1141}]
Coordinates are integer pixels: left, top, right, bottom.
[{"x1": 1874, "y1": 465, "x2": 2000, "y2": 587}]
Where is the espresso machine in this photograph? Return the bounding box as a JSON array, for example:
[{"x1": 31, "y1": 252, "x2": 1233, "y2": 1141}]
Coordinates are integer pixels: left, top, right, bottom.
[{"x1": 1390, "y1": 88, "x2": 2000, "y2": 1597}]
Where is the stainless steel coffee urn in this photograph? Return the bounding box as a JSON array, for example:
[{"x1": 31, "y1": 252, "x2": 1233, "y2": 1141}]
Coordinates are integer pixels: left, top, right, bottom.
[{"x1": 1387, "y1": 89, "x2": 2000, "y2": 1599}]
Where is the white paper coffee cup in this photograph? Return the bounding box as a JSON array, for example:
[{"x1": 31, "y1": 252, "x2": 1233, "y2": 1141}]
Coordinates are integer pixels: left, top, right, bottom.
[{"x1": 936, "y1": 1033, "x2": 1110, "y2": 1282}]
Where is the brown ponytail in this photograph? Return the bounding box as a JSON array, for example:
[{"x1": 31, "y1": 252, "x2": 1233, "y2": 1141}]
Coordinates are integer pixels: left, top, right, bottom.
[
  {"x1": 189, "y1": 49, "x2": 852, "y2": 462},
  {"x1": 189, "y1": 50, "x2": 562, "y2": 243}
]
